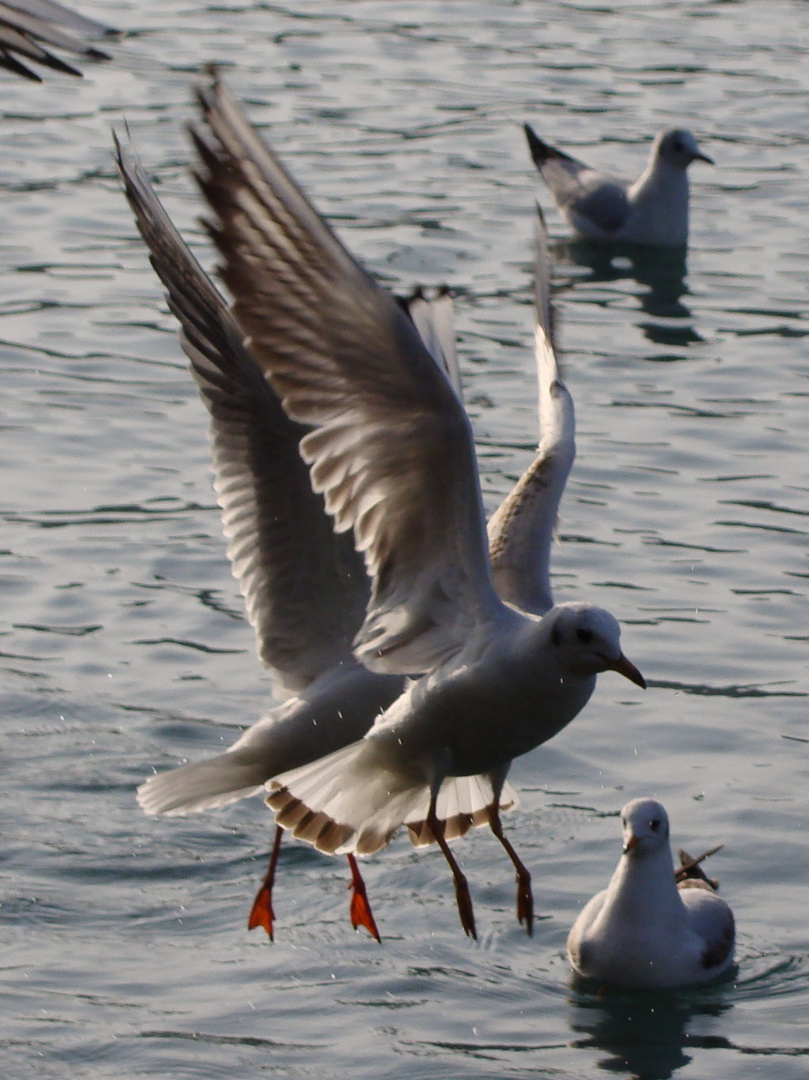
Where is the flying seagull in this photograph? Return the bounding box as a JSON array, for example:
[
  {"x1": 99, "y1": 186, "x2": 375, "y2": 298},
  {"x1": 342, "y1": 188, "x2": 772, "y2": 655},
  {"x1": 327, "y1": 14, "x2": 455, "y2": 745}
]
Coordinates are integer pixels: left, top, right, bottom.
[
  {"x1": 188, "y1": 72, "x2": 646, "y2": 937},
  {"x1": 118, "y1": 146, "x2": 516, "y2": 943},
  {"x1": 118, "y1": 140, "x2": 568, "y2": 941}
]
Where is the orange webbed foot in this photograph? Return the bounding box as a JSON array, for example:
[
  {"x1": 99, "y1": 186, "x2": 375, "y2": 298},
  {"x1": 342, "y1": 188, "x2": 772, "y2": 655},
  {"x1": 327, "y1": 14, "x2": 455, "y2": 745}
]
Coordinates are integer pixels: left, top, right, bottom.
[
  {"x1": 247, "y1": 884, "x2": 275, "y2": 941},
  {"x1": 347, "y1": 854, "x2": 381, "y2": 942}
]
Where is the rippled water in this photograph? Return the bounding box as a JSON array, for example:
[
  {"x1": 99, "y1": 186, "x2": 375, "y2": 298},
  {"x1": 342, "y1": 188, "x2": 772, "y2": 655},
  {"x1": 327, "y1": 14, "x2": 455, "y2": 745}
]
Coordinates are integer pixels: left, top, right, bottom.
[{"x1": 2, "y1": 1, "x2": 809, "y2": 1077}]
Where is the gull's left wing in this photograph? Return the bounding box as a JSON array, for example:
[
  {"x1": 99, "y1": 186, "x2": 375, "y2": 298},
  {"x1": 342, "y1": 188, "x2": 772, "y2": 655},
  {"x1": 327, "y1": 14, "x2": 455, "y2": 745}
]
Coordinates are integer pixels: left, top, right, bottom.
[{"x1": 487, "y1": 206, "x2": 575, "y2": 615}]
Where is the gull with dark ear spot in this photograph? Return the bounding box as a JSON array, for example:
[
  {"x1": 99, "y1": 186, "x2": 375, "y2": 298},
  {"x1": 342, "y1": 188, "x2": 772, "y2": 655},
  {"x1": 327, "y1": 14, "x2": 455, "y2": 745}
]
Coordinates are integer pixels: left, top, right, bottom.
[
  {"x1": 0, "y1": 0, "x2": 117, "y2": 81},
  {"x1": 568, "y1": 798, "x2": 735, "y2": 989},
  {"x1": 119, "y1": 73, "x2": 644, "y2": 943},
  {"x1": 524, "y1": 125, "x2": 713, "y2": 247}
]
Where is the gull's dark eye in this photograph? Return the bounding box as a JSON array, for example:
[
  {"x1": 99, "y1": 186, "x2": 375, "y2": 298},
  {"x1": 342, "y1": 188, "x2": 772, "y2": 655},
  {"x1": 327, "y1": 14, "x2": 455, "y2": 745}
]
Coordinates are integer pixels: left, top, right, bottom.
[
  {"x1": 650, "y1": 818, "x2": 661, "y2": 832},
  {"x1": 576, "y1": 628, "x2": 593, "y2": 644}
]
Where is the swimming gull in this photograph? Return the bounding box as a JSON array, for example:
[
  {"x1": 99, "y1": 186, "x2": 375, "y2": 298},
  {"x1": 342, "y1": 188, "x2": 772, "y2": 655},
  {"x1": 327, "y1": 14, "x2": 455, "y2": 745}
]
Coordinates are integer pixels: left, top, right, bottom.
[
  {"x1": 524, "y1": 124, "x2": 713, "y2": 247},
  {"x1": 567, "y1": 798, "x2": 735, "y2": 988}
]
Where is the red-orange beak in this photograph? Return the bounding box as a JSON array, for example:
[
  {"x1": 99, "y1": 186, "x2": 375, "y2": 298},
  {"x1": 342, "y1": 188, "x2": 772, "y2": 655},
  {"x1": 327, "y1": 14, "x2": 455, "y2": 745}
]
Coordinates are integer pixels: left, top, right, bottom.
[
  {"x1": 603, "y1": 652, "x2": 646, "y2": 689},
  {"x1": 622, "y1": 834, "x2": 639, "y2": 855}
]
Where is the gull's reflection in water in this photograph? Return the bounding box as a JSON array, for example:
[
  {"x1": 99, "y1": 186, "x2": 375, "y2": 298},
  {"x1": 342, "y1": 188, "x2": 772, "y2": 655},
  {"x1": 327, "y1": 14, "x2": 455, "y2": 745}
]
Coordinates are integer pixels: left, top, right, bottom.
[
  {"x1": 567, "y1": 981, "x2": 734, "y2": 1080},
  {"x1": 550, "y1": 239, "x2": 702, "y2": 351}
]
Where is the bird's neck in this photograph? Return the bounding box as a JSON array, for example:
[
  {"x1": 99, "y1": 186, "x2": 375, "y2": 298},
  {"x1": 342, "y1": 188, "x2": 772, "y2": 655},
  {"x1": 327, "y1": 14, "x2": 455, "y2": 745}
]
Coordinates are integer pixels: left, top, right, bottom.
[
  {"x1": 626, "y1": 161, "x2": 689, "y2": 245},
  {"x1": 629, "y1": 158, "x2": 690, "y2": 223},
  {"x1": 602, "y1": 847, "x2": 685, "y2": 924}
]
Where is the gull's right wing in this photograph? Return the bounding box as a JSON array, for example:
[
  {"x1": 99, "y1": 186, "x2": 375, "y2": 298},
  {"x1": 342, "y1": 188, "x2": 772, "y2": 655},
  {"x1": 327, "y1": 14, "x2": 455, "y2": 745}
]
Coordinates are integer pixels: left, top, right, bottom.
[{"x1": 402, "y1": 286, "x2": 461, "y2": 399}]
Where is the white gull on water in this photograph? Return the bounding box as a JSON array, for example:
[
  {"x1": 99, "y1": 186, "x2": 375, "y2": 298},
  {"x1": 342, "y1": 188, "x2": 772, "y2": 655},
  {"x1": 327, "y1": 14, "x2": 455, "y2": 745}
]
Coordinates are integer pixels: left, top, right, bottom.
[
  {"x1": 567, "y1": 798, "x2": 735, "y2": 989},
  {"x1": 524, "y1": 124, "x2": 713, "y2": 247},
  {"x1": 122, "y1": 72, "x2": 645, "y2": 941}
]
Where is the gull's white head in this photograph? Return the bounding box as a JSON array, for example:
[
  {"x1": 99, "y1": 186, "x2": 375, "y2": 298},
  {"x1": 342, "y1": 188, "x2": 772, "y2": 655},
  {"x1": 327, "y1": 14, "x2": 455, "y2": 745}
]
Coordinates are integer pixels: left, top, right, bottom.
[
  {"x1": 544, "y1": 603, "x2": 646, "y2": 688},
  {"x1": 621, "y1": 797, "x2": 670, "y2": 856},
  {"x1": 654, "y1": 128, "x2": 714, "y2": 170}
]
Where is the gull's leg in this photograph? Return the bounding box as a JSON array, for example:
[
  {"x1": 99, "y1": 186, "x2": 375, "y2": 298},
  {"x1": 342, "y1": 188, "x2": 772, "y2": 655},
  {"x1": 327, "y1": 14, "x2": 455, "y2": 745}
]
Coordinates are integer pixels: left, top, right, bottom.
[
  {"x1": 488, "y1": 806, "x2": 533, "y2": 935},
  {"x1": 247, "y1": 824, "x2": 284, "y2": 940},
  {"x1": 427, "y1": 791, "x2": 477, "y2": 940},
  {"x1": 347, "y1": 854, "x2": 381, "y2": 942}
]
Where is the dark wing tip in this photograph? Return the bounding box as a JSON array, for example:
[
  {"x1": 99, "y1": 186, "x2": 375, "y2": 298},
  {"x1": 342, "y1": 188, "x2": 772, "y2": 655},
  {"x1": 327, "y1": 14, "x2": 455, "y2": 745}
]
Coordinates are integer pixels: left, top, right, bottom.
[
  {"x1": 524, "y1": 122, "x2": 550, "y2": 164},
  {"x1": 524, "y1": 123, "x2": 574, "y2": 168},
  {"x1": 701, "y1": 917, "x2": 735, "y2": 970}
]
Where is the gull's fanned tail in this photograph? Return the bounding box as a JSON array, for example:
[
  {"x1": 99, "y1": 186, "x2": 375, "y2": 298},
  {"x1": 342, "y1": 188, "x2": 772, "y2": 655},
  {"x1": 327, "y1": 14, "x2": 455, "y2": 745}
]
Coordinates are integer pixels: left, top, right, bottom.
[
  {"x1": 137, "y1": 751, "x2": 268, "y2": 816},
  {"x1": 405, "y1": 776, "x2": 519, "y2": 846},
  {"x1": 267, "y1": 742, "x2": 418, "y2": 856},
  {"x1": 268, "y1": 745, "x2": 518, "y2": 856}
]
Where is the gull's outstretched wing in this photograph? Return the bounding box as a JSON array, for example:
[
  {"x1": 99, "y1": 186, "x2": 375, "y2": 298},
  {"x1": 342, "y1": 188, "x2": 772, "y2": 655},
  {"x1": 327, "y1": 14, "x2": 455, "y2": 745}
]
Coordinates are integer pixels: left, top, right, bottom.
[
  {"x1": 0, "y1": 0, "x2": 116, "y2": 80},
  {"x1": 191, "y1": 72, "x2": 501, "y2": 675},
  {"x1": 531, "y1": 203, "x2": 555, "y2": 347},
  {"x1": 116, "y1": 138, "x2": 371, "y2": 694},
  {"x1": 487, "y1": 206, "x2": 575, "y2": 615}
]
